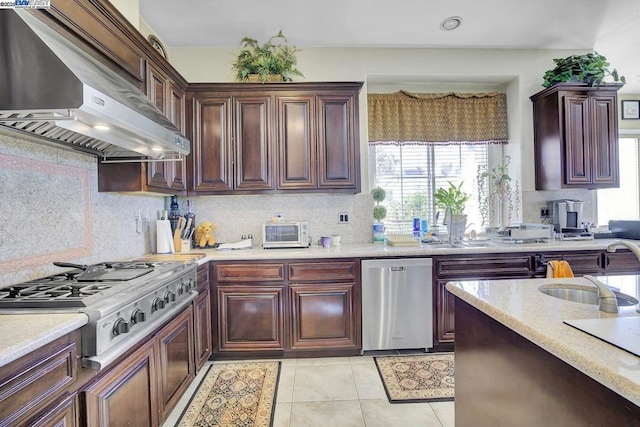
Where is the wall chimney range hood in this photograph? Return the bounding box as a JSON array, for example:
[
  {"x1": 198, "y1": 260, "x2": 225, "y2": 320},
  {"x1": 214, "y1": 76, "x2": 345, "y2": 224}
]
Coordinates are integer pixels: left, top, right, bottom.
[{"x1": 0, "y1": 10, "x2": 190, "y2": 160}]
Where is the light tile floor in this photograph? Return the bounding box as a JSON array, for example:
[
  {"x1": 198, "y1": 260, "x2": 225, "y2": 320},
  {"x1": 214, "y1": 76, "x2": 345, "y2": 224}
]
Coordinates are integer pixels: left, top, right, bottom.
[{"x1": 163, "y1": 355, "x2": 455, "y2": 427}]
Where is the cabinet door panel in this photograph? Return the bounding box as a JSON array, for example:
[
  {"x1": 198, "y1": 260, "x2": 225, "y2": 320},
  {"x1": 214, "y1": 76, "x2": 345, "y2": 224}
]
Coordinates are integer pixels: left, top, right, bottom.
[
  {"x1": 217, "y1": 286, "x2": 285, "y2": 351},
  {"x1": 317, "y1": 95, "x2": 359, "y2": 189},
  {"x1": 590, "y1": 95, "x2": 619, "y2": 186},
  {"x1": 289, "y1": 283, "x2": 358, "y2": 349},
  {"x1": 564, "y1": 95, "x2": 591, "y2": 185},
  {"x1": 277, "y1": 96, "x2": 316, "y2": 189},
  {"x1": 235, "y1": 96, "x2": 273, "y2": 190},
  {"x1": 30, "y1": 394, "x2": 78, "y2": 427},
  {"x1": 84, "y1": 339, "x2": 158, "y2": 427},
  {"x1": 157, "y1": 306, "x2": 195, "y2": 420},
  {"x1": 194, "y1": 289, "x2": 213, "y2": 372},
  {"x1": 436, "y1": 280, "x2": 456, "y2": 343},
  {"x1": 192, "y1": 96, "x2": 233, "y2": 192}
]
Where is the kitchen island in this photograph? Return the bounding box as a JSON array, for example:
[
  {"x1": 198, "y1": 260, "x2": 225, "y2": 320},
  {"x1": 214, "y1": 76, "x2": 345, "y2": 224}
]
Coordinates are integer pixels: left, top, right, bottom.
[{"x1": 447, "y1": 275, "x2": 640, "y2": 426}]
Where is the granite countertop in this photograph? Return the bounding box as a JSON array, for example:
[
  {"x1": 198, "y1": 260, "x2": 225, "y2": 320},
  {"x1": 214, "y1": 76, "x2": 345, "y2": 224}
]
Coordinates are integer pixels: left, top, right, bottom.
[
  {"x1": 1, "y1": 238, "x2": 636, "y2": 369},
  {"x1": 190, "y1": 238, "x2": 632, "y2": 261},
  {"x1": 446, "y1": 275, "x2": 640, "y2": 407},
  {"x1": 0, "y1": 313, "x2": 88, "y2": 368}
]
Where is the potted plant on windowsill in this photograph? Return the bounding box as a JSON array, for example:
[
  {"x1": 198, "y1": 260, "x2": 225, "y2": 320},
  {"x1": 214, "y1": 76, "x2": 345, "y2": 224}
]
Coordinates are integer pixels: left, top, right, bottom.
[
  {"x1": 232, "y1": 30, "x2": 304, "y2": 83},
  {"x1": 476, "y1": 155, "x2": 520, "y2": 229},
  {"x1": 542, "y1": 52, "x2": 625, "y2": 88},
  {"x1": 434, "y1": 181, "x2": 470, "y2": 242}
]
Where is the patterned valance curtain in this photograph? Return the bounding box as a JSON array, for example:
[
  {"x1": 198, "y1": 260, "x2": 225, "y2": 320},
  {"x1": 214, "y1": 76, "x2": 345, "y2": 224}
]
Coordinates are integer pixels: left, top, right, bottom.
[{"x1": 368, "y1": 91, "x2": 508, "y2": 145}]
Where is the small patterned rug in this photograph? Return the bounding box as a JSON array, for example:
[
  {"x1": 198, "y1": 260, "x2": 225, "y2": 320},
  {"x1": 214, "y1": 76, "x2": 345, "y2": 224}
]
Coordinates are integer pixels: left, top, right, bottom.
[
  {"x1": 374, "y1": 353, "x2": 455, "y2": 403},
  {"x1": 177, "y1": 361, "x2": 280, "y2": 427}
]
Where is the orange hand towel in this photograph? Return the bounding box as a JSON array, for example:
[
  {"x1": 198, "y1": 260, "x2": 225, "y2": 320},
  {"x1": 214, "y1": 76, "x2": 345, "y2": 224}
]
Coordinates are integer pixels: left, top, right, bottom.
[{"x1": 546, "y1": 260, "x2": 574, "y2": 278}]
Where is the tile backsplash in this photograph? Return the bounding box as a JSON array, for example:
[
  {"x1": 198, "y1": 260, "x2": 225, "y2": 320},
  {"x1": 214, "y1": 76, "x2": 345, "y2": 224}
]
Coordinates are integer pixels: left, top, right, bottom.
[
  {"x1": 178, "y1": 193, "x2": 374, "y2": 248},
  {"x1": 1, "y1": 131, "x2": 601, "y2": 288}
]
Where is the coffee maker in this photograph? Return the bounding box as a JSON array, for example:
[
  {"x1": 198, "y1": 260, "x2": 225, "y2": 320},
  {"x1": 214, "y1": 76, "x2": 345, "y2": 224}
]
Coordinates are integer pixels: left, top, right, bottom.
[{"x1": 548, "y1": 199, "x2": 584, "y2": 232}]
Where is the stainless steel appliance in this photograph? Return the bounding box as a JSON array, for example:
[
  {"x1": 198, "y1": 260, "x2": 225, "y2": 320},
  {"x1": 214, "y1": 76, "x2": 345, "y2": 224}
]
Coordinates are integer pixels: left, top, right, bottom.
[
  {"x1": 494, "y1": 223, "x2": 554, "y2": 242},
  {"x1": 548, "y1": 199, "x2": 584, "y2": 232},
  {"x1": 262, "y1": 221, "x2": 311, "y2": 249},
  {"x1": 0, "y1": 261, "x2": 198, "y2": 370},
  {"x1": 0, "y1": 10, "x2": 189, "y2": 160},
  {"x1": 361, "y1": 258, "x2": 433, "y2": 351}
]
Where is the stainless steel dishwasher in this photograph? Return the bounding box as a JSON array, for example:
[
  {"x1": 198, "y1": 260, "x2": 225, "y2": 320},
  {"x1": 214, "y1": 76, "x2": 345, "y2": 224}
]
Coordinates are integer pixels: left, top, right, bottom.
[{"x1": 361, "y1": 258, "x2": 433, "y2": 351}]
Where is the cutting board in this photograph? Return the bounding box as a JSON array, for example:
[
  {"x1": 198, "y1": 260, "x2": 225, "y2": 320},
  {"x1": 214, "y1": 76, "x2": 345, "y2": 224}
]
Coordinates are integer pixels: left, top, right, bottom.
[{"x1": 564, "y1": 317, "x2": 640, "y2": 357}]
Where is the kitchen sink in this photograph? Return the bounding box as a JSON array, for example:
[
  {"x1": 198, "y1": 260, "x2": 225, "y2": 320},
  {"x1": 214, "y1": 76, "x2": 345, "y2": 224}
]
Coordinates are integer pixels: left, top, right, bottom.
[{"x1": 538, "y1": 284, "x2": 639, "y2": 307}]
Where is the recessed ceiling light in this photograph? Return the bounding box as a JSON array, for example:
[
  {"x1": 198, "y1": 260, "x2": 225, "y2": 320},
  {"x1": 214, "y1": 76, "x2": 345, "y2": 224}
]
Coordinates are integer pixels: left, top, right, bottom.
[{"x1": 440, "y1": 16, "x2": 463, "y2": 31}]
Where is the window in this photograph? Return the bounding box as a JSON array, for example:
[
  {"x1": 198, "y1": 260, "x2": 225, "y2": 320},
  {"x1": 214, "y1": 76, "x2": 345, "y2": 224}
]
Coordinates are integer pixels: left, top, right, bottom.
[
  {"x1": 597, "y1": 138, "x2": 640, "y2": 224},
  {"x1": 370, "y1": 143, "x2": 499, "y2": 233}
]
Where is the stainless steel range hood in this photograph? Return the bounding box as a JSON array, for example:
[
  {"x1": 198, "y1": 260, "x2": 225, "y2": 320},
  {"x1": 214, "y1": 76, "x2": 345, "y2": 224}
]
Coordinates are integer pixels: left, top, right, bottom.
[{"x1": 0, "y1": 10, "x2": 190, "y2": 160}]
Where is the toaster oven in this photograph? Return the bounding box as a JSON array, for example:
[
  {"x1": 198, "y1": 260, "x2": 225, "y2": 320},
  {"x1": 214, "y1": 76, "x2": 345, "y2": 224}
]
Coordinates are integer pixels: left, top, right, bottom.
[{"x1": 262, "y1": 221, "x2": 310, "y2": 249}]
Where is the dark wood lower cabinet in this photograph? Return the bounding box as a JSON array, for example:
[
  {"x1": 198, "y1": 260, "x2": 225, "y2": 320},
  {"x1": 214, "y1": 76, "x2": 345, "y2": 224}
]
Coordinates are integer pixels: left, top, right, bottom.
[
  {"x1": 157, "y1": 306, "x2": 195, "y2": 421},
  {"x1": 435, "y1": 249, "x2": 640, "y2": 346},
  {"x1": 30, "y1": 394, "x2": 79, "y2": 427},
  {"x1": 0, "y1": 330, "x2": 80, "y2": 427},
  {"x1": 194, "y1": 288, "x2": 213, "y2": 372},
  {"x1": 84, "y1": 339, "x2": 158, "y2": 427},
  {"x1": 454, "y1": 298, "x2": 640, "y2": 426},
  {"x1": 217, "y1": 285, "x2": 286, "y2": 352},
  {"x1": 83, "y1": 305, "x2": 195, "y2": 427},
  {"x1": 212, "y1": 259, "x2": 361, "y2": 358},
  {"x1": 289, "y1": 283, "x2": 359, "y2": 350}
]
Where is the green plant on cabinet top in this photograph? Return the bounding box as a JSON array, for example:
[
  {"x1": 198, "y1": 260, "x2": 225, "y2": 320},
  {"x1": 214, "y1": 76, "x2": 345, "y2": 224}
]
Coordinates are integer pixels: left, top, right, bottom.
[
  {"x1": 232, "y1": 30, "x2": 304, "y2": 82},
  {"x1": 542, "y1": 52, "x2": 625, "y2": 88}
]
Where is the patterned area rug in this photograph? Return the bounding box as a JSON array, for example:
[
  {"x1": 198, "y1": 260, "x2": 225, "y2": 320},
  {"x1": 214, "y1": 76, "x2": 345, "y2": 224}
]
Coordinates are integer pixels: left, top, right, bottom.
[
  {"x1": 177, "y1": 361, "x2": 280, "y2": 427},
  {"x1": 374, "y1": 353, "x2": 455, "y2": 403}
]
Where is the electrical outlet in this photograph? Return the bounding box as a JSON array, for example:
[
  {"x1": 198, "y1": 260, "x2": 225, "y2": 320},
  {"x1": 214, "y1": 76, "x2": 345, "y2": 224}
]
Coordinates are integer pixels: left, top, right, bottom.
[
  {"x1": 540, "y1": 207, "x2": 549, "y2": 218},
  {"x1": 338, "y1": 212, "x2": 349, "y2": 223}
]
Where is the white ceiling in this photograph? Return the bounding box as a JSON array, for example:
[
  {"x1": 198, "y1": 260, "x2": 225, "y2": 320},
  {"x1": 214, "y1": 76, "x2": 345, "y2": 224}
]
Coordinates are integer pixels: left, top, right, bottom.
[{"x1": 139, "y1": 0, "x2": 640, "y2": 92}]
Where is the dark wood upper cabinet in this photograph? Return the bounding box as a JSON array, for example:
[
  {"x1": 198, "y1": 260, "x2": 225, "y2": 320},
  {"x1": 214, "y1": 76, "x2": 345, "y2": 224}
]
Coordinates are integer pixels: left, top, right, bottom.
[
  {"x1": 531, "y1": 83, "x2": 620, "y2": 190},
  {"x1": 234, "y1": 96, "x2": 274, "y2": 191},
  {"x1": 317, "y1": 94, "x2": 360, "y2": 189},
  {"x1": 277, "y1": 95, "x2": 317, "y2": 189},
  {"x1": 187, "y1": 82, "x2": 362, "y2": 195}
]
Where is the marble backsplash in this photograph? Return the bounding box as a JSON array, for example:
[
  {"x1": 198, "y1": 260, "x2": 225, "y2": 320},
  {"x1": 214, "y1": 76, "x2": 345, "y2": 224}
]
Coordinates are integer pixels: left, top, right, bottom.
[{"x1": 177, "y1": 193, "x2": 374, "y2": 248}]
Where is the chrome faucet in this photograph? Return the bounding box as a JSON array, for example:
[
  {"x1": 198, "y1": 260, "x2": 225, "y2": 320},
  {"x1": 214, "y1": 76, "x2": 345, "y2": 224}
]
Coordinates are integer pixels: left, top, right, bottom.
[
  {"x1": 583, "y1": 275, "x2": 619, "y2": 313},
  {"x1": 606, "y1": 240, "x2": 640, "y2": 262}
]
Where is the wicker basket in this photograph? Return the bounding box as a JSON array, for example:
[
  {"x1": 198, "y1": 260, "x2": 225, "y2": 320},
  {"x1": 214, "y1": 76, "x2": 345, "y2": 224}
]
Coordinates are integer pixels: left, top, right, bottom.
[{"x1": 247, "y1": 74, "x2": 284, "y2": 83}]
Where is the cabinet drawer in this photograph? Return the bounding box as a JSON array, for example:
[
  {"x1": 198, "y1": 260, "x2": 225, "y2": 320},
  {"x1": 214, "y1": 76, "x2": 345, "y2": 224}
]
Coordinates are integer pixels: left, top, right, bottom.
[
  {"x1": 289, "y1": 261, "x2": 358, "y2": 282},
  {"x1": 215, "y1": 263, "x2": 285, "y2": 282},
  {"x1": 0, "y1": 330, "x2": 79, "y2": 426},
  {"x1": 605, "y1": 250, "x2": 640, "y2": 273},
  {"x1": 435, "y1": 255, "x2": 532, "y2": 278}
]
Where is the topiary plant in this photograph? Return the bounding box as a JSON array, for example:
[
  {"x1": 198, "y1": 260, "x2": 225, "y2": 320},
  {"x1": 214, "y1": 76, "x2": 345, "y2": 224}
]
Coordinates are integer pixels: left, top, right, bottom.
[{"x1": 371, "y1": 187, "x2": 387, "y2": 222}]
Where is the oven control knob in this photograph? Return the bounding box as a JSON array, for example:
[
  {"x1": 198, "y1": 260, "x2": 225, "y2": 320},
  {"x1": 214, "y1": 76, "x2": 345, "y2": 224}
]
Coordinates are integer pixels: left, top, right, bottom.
[
  {"x1": 131, "y1": 309, "x2": 146, "y2": 324},
  {"x1": 152, "y1": 297, "x2": 165, "y2": 312},
  {"x1": 188, "y1": 278, "x2": 196, "y2": 290},
  {"x1": 164, "y1": 291, "x2": 176, "y2": 303},
  {"x1": 113, "y1": 318, "x2": 130, "y2": 336},
  {"x1": 178, "y1": 283, "x2": 185, "y2": 295}
]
